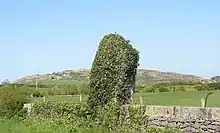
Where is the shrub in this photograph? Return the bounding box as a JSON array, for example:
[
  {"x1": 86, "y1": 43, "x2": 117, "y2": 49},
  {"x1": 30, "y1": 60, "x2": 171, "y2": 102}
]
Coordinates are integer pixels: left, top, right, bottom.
[
  {"x1": 143, "y1": 86, "x2": 155, "y2": 92},
  {"x1": 32, "y1": 91, "x2": 44, "y2": 97},
  {"x1": 207, "y1": 83, "x2": 220, "y2": 90},
  {"x1": 45, "y1": 84, "x2": 89, "y2": 96},
  {"x1": 135, "y1": 85, "x2": 146, "y2": 92},
  {"x1": 158, "y1": 87, "x2": 169, "y2": 92},
  {"x1": 30, "y1": 100, "x2": 148, "y2": 132},
  {"x1": 30, "y1": 100, "x2": 181, "y2": 133},
  {"x1": 0, "y1": 85, "x2": 29, "y2": 118},
  {"x1": 194, "y1": 84, "x2": 207, "y2": 91},
  {"x1": 177, "y1": 86, "x2": 187, "y2": 92},
  {"x1": 88, "y1": 33, "x2": 139, "y2": 108}
]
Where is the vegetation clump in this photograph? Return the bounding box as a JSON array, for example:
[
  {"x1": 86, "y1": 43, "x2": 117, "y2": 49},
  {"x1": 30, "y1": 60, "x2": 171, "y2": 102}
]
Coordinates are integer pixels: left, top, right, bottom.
[
  {"x1": 87, "y1": 33, "x2": 139, "y2": 108},
  {"x1": 0, "y1": 85, "x2": 29, "y2": 119}
]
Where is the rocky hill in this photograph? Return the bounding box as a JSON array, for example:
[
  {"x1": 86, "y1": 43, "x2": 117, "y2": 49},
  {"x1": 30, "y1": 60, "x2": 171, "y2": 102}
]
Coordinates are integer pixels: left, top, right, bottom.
[{"x1": 14, "y1": 69, "x2": 206, "y2": 85}]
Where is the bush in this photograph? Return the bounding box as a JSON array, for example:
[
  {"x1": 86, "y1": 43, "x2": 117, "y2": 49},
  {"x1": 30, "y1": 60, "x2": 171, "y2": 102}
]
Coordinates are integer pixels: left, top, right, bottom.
[
  {"x1": 30, "y1": 100, "x2": 181, "y2": 133},
  {"x1": 194, "y1": 84, "x2": 207, "y2": 91},
  {"x1": 45, "y1": 84, "x2": 89, "y2": 96},
  {"x1": 207, "y1": 83, "x2": 220, "y2": 90},
  {"x1": 88, "y1": 33, "x2": 139, "y2": 108},
  {"x1": 177, "y1": 86, "x2": 187, "y2": 92},
  {"x1": 31, "y1": 100, "x2": 146, "y2": 132},
  {"x1": 143, "y1": 86, "x2": 155, "y2": 92},
  {"x1": 135, "y1": 85, "x2": 146, "y2": 92},
  {"x1": 158, "y1": 87, "x2": 169, "y2": 92},
  {"x1": 32, "y1": 91, "x2": 44, "y2": 97},
  {"x1": 31, "y1": 101, "x2": 83, "y2": 120},
  {"x1": 0, "y1": 85, "x2": 29, "y2": 119}
]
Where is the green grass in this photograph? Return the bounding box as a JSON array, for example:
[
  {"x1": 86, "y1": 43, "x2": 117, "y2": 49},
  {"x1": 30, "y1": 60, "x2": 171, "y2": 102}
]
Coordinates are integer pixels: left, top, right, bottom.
[
  {"x1": 0, "y1": 119, "x2": 104, "y2": 133},
  {"x1": 31, "y1": 95, "x2": 86, "y2": 103},
  {"x1": 0, "y1": 119, "x2": 180, "y2": 133},
  {"x1": 30, "y1": 91, "x2": 220, "y2": 107},
  {"x1": 133, "y1": 91, "x2": 220, "y2": 107},
  {"x1": 25, "y1": 79, "x2": 83, "y2": 85}
]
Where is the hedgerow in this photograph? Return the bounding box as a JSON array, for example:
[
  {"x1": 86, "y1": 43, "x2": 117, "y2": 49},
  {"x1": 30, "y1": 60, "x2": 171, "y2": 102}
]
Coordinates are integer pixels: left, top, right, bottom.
[
  {"x1": 0, "y1": 85, "x2": 30, "y2": 119},
  {"x1": 29, "y1": 100, "x2": 181, "y2": 133}
]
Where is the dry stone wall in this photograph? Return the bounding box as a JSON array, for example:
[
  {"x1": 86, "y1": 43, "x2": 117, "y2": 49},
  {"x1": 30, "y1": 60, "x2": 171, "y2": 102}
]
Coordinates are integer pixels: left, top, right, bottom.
[
  {"x1": 24, "y1": 103, "x2": 220, "y2": 132},
  {"x1": 143, "y1": 105, "x2": 220, "y2": 133}
]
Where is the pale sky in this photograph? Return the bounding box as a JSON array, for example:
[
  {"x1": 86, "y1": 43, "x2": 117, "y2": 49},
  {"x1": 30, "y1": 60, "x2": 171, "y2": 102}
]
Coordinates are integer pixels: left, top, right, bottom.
[{"x1": 0, "y1": 0, "x2": 219, "y2": 82}]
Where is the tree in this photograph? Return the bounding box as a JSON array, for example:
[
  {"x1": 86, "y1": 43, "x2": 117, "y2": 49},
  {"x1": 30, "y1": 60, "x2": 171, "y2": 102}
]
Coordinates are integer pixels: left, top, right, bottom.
[
  {"x1": 87, "y1": 33, "x2": 139, "y2": 108},
  {"x1": 0, "y1": 85, "x2": 29, "y2": 118},
  {"x1": 2, "y1": 79, "x2": 10, "y2": 85},
  {"x1": 211, "y1": 76, "x2": 220, "y2": 81}
]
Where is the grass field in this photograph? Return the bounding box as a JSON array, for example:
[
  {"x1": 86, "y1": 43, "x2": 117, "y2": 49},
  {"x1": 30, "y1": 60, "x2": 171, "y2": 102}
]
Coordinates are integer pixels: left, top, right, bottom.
[
  {"x1": 31, "y1": 90, "x2": 220, "y2": 107},
  {"x1": 25, "y1": 79, "x2": 83, "y2": 85},
  {"x1": 0, "y1": 119, "x2": 105, "y2": 133}
]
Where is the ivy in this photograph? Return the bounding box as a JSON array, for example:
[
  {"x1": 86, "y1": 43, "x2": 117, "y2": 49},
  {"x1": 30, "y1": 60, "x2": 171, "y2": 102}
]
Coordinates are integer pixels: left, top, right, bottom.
[{"x1": 87, "y1": 33, "x2": 139, "y2": 108}]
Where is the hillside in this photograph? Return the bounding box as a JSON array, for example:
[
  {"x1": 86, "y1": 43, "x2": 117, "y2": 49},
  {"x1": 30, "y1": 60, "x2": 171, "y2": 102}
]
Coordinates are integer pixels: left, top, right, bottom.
[{"x1": 14, "y1": 69, "x2": 205, "y2": 85}]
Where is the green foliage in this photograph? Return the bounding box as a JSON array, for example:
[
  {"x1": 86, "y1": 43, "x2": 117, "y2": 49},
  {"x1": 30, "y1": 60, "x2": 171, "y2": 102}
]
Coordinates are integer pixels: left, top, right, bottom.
[
  {"x1": 31, "y1": 101, "x2": 88, "y2": 121},
  {"x1": 137, "y1": 85, "x2": 155, "y2": 92},
  {"x1": 136, "y1": 82, "x2": 220, "y2": 93},
  {"x1": 0, "y1": 85, "x2": 29, "y2": 119},
  {"x1": 1, "y1": 79, "x2": 10, "y2": 85},
  {"x1": 0, "y1": 118, "x2": 181, "y2": 133},
  {"x1": 207, "y1": 83, "x2": 220, "y2": 90},
  {"x1": 38, "y1": 84, "x2": 89, "y2": 96},
  {"x1": 48, "y1": 85, "x2": 78, "y2": 95},
  {"x1": 211, "y1": 76, "x2": 220, "y2": 81},
  {"x1": 178, "y1": 86, "x2": 187, "y2": 92},
  {"x1": 30, "y1": 100, "x2": 181, "y2": 133},
  {"x1": 88, "y1": 33, "x2": 139, "y2": 107},
  {"x1": 194, "y1": 84, "x2": 207, "y2": 91},
  {"x1": 32, "y1": 91, "x2": 44, "y2": 97},
  {"x1": 158, "y1": 87, "x2": 169, "y2": 92}
]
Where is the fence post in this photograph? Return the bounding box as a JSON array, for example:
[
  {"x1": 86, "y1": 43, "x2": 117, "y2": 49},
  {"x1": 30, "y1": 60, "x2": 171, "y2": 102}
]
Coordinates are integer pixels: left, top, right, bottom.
[
  {"x1": 79, "y1": 94, "x2": 82, "y2": 102},
  {"x1": 140, "y1": 96, "x2": 143, "y2": 105},
  {"x1": 201, "y1": 98, "x2": 205, "y2": 108},
  {"x1": 43, "y1": 96, "x2": 46, "y2": 103}
]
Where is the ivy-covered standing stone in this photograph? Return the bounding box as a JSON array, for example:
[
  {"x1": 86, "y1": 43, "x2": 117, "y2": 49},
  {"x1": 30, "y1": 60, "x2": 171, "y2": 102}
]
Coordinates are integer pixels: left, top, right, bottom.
[{"x1": 87, "y1": 33, "x2": 139, "y2": 108}]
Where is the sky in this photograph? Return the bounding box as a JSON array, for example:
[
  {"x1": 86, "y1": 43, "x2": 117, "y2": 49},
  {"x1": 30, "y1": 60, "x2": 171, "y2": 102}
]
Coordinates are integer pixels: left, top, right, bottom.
[{"x1": 0, "y1": 0, "x2": 219, "y2": 82}]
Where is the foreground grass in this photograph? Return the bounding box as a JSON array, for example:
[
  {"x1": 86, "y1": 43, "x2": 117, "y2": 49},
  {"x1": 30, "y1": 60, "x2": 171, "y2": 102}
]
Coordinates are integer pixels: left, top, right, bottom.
[
  {"x1": 0, "y1": 119, "x2": 106, "y2": 133},
  {"x1": 31, "y1": 91, "x2": 220, "y2": 107},
  {"x1": 0, "y1": 119, "x2": 180, "y2": 133}
]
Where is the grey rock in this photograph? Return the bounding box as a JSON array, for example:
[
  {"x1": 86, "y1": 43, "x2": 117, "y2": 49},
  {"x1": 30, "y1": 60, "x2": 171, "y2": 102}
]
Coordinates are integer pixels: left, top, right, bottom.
[
  {"x1": 193, "y1": 122, "x2": 200, "y2": 129},
  {"x1": 216, "y1": 125, "x2": 220, "y2": 132},
  {"x1": 211, "y1": 121, "x2": 220, "y2": 125}
]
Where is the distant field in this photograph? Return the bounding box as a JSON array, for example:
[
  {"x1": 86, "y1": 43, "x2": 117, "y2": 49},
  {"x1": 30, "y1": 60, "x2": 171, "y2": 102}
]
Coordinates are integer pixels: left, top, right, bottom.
[
  {"x1": 133, "y1": 91, "x2": 220, "y2": 107},
  {"x1": 30, "y1": 91, "x2": 220, "y2": 107},
  {"x1": 31, "y1": 95, "x2": 86, "y2": 103},
  {"x1": 25, "y1": 79, "x2": 83, "y2": 85}
]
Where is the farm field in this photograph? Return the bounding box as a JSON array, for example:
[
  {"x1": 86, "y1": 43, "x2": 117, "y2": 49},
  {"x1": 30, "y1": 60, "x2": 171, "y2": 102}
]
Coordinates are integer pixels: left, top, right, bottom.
[
  {"x1": 30, "y1": 90, "x2": 220, "y2": 107},
  {"x1": 25, "y1": 79, "x2": 83, "y2": 85}
]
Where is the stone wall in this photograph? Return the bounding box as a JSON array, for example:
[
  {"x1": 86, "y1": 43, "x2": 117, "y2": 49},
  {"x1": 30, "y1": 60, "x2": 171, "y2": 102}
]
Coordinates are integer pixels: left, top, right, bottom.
[
  {"x1": 24, "y1": 103, "x2": 220, "y2": 132},
  {"x1": 144, "y1": 105, "x2": 220, "y2": 133}
]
